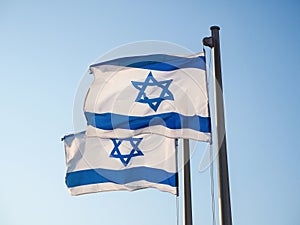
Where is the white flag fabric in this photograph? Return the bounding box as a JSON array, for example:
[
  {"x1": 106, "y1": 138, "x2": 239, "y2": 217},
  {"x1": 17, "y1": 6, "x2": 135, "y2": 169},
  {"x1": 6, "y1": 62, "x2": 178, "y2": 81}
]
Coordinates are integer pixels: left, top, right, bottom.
[
  {"x1": 63, "y1": 132, "x2": 178, "y2": 196},
  {"x1": 84, "y1": 53, "x2": 211, "y2": 141}
]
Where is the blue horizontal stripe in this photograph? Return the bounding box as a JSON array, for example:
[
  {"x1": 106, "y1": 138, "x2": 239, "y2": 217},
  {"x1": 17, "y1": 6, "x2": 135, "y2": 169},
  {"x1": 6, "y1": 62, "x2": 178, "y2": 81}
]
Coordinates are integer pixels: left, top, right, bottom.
[
  {"x1": 66, "y1": 167, "x2": 178, "y2": 188},
  {"x1": 85, "y1": 112, "x2": 211, "y2": 133},
  {"x1": 90, "y1": 54, "x2": 206, "y2": 71}
]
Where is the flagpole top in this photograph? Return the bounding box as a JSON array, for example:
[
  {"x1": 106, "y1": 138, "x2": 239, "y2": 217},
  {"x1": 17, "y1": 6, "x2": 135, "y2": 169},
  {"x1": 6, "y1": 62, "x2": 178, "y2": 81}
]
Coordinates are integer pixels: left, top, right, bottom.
[{"x1": 210, "y1": 26, "x2": 220, "y2": 31}]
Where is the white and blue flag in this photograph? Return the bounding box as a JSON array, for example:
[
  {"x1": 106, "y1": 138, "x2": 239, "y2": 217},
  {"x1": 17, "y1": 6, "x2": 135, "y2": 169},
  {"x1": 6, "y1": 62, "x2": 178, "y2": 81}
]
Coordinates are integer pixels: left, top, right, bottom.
[
  {"x1": 63, "y1": 132, "x2": 178, "y2": 196},
  {"x1": 84, "y1": 53, "x2": 211, "y2": 141}
]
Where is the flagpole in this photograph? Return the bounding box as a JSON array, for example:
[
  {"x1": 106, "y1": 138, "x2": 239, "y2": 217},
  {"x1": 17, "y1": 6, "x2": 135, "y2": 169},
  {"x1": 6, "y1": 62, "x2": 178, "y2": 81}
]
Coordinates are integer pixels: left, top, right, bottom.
[
  {"x1": 183, "y1": 139, "x2": 193, "y2": 225},
  {"x1": 203, "y1": 26, "x2": 233, "y2": 225}
]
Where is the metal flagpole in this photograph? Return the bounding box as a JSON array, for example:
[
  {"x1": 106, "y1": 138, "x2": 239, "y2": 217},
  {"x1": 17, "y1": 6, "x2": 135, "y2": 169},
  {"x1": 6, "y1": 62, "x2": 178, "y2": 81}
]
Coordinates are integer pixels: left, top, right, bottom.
[
  {"x1": 183, "y1": 139, "x2": 193, "y2": 225},
  {"x1": 203, "y1": 26, "x2": 233, "y2": 225}
]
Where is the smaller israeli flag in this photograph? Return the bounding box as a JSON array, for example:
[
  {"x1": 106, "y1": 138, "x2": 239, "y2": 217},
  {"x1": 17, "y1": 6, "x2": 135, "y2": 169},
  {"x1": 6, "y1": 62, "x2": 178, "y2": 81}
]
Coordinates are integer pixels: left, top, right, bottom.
[{"x1": 63, "y1": 132, "x2": 178, "y2": 196}]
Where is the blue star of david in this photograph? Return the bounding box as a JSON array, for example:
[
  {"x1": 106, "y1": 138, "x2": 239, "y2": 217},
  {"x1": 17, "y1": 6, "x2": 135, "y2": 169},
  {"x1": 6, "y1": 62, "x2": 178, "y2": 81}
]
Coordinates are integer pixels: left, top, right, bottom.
[
  {"x1": 110, "y1": 138, "x2": 144, "y2": 166},
  {"x1": 131, "y1": 71, "x2": 174, "y2": 111}
]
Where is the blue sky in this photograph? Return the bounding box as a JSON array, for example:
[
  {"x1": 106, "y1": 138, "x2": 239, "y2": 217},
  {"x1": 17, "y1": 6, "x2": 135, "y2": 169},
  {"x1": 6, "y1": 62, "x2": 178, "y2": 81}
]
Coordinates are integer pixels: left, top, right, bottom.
[{"x1": 0, "y1": 0, "x2": 299, "y2": 225}]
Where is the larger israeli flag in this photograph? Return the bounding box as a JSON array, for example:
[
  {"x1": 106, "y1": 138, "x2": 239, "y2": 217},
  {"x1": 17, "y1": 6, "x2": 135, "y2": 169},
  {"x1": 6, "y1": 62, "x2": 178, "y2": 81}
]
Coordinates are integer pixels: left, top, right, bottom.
[
  {"x1": 84, "y1": 53, "x2": 211, "y2": 141},
  {"x1": 63, "y1": 132, "x2": 178, "y2": 196}
]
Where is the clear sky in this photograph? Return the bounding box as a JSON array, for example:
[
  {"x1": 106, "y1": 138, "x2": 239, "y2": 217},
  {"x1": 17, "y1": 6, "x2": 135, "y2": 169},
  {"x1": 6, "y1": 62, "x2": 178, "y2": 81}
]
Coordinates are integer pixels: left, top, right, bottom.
[{"x1": 1, "y1": 0, "x2": 299, "y2": 225}]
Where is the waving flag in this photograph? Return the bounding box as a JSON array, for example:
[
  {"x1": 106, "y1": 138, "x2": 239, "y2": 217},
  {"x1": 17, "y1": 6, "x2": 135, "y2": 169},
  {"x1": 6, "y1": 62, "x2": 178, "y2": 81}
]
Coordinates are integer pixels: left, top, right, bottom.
[
  {"x1": 84, "y1": 53, "x2": 211, "y2": 141},
  {"x1": 63, "y1": 132, "x2": 178, "y2": 196}
]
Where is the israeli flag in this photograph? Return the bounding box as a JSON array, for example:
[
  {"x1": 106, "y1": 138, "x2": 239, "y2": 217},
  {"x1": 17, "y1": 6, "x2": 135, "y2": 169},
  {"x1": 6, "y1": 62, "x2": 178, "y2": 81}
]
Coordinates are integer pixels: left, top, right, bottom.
[
  {"x1": 85, "y1": 53, "x2": 211, "y2": 142},
  {"x1": 63, "y1": 132, "x2": 178, "y2": 196}
]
